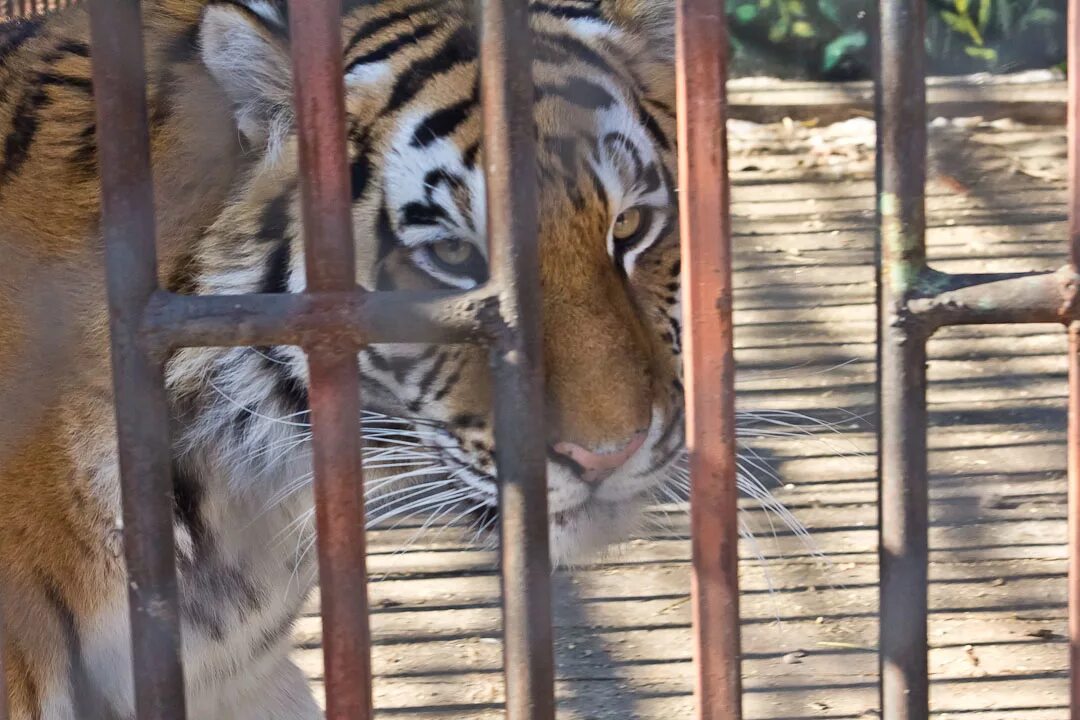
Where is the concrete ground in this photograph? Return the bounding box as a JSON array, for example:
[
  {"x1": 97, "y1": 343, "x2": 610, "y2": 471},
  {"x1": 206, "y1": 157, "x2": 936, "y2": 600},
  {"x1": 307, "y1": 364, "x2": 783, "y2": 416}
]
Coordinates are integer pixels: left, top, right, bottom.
[{"x1": 296, "y1": 116, "x2": 1074, "y2": 719}]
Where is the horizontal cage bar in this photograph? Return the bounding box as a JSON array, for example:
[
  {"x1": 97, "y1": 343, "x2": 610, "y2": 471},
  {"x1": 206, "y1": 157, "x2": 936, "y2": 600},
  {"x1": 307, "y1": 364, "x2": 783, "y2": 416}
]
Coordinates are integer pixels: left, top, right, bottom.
[{"x1": 141, "y1": 288, "x2": 494, "y2": 352}]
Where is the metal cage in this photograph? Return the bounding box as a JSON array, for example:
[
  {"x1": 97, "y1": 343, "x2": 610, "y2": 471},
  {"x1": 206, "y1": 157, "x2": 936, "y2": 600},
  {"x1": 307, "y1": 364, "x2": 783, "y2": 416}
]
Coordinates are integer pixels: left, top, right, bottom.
[
  {"x1": 3, "y1": 0, "x2": 1080, "y2": 718},
  {"x1": 1, "y1": 0, "x2": 75, "y2": 17}
]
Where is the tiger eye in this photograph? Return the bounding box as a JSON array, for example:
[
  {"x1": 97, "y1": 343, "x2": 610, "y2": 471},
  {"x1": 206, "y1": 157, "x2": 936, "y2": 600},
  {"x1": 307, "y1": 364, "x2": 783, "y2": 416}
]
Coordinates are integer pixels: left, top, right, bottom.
[
  {"x1": 430, "y1": 237, "x2": 475, "y2": 267},
  {"x1": 612, "y1": 207, "x2": 645, "y2": 241}
]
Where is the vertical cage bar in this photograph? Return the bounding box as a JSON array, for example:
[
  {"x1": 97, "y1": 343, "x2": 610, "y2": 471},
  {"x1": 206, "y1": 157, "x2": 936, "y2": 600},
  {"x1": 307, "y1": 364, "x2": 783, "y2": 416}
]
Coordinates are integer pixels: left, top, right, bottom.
[
  {"x1": 1068, "y1": 0, "x2": 1080, "y2": 712},
  {"x1": 674, "y1": 0, "x2": 743, "y2": 718},
  {"x1": 0, "y1": 591, "x2": 7, "y2": 720},
  {"x1": 88, "y1": 0, "x2": 188, "y2": 717},
  {"x1": 876, "y1": 0, "x2": 929, "y2": 714},
  {"x1": 477, "y1": 2, "x2": 554, "y2": 719},
  {"x1": 286, "y1": 1, "x2": 373, "y2": 719}
]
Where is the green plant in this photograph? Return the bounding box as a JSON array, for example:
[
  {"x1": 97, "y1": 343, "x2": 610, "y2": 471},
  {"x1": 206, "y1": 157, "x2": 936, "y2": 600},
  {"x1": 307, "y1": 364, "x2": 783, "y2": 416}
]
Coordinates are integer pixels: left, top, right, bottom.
[{"x1": 727, "y1": 0, "x2": 1066, "y2": 80}]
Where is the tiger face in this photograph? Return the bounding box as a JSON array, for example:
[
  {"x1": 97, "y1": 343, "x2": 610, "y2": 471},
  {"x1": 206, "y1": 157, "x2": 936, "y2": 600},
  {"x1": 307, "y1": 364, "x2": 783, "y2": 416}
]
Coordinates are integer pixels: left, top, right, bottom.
[{"x1": 170, "y1": 0, "x2": 683, "y2": 565}]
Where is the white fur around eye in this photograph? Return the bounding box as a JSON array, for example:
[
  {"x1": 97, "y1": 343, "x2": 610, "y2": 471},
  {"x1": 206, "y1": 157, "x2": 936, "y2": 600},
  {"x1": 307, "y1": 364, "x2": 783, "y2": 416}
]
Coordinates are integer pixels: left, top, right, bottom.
[
  {"x1": 242, "y1": 0, "x2": 286, "y2": 27},
  {"x1": 346, "y1": 62, "x2": 392, "y2": 86},
  {"x1": 383, "y1": 112, "x2": 487, "y2": 240}
]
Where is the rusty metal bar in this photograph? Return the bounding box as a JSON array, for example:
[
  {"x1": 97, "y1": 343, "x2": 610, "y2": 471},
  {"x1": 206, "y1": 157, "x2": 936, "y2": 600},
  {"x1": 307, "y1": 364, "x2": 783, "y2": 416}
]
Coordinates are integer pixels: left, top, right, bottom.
[
  {"x1": 142, "y1": 288, "x2": 491, "y2": 352},
  {"x1": 876, "y1": 0, "x2": 929, "y2": 715},
  {"x1": 286, "y1": 0, "x2": 373, "y2": 718},
  {"x1": 906, "y1": 266, "x2": 1080, "y2": 328},
  {"x1": 675, "y1": 0, "x2": 743, "y2": 718},
  {"x1": 0, "y1": 589, "x2": 7, "y2": 720},
  {"x1": 478, "y1": 2, "x2": 555, "y2": 719},
  {"x1": 87, "y1": 0, "x2": 187, "y2": 718},
  {"x1": 1069, "y1": 0, "x2": 1080, "y2": 703}
]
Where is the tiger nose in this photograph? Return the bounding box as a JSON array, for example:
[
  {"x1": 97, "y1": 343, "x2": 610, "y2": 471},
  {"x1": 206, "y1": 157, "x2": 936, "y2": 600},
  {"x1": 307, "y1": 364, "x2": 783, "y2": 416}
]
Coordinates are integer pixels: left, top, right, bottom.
[{"x1": 551, "y1": 432, "x2": 647, "y2": 484}]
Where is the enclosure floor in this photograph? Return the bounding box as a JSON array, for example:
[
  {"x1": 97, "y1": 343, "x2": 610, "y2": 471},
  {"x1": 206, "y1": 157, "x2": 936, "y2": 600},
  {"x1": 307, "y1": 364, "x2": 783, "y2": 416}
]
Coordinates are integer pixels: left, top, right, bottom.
[{"x1": 294, "y1": 116, "x2": 1072, "y2": 719}]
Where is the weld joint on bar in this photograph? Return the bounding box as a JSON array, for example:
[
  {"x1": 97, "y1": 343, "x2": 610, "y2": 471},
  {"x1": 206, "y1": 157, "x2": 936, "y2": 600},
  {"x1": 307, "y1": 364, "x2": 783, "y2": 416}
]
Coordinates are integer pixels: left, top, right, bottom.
[
  {"x1": 904, "y1": 264, "x2": 1080, "y2": 330},
  {"x1": 475, "y1": 289, "x2": 523, "y2": 356}
]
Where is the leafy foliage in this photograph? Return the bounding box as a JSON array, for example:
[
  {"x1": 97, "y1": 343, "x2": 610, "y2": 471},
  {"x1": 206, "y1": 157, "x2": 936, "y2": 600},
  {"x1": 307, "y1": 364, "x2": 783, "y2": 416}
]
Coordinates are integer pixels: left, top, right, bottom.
[{"x1": 726, "y1": 0, "x2": 1066, "y2": 80}]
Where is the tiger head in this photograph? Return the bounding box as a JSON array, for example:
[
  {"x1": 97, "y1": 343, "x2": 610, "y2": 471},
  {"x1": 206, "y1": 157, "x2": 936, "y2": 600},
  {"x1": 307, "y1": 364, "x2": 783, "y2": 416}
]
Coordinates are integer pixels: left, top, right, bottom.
[{"x1": 170, "y1": 0, "x2": 683, "y2": 565}]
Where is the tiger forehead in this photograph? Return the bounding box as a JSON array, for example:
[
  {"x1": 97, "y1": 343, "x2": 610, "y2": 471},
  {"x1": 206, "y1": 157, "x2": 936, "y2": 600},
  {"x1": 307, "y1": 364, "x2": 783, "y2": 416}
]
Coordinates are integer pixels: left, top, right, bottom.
[
  {"x1": 336, "y1": 0, "x2": 675, "y2": 243},
  {"x1": 338, "y1": 0, "x2": 670, "y2": 119}
]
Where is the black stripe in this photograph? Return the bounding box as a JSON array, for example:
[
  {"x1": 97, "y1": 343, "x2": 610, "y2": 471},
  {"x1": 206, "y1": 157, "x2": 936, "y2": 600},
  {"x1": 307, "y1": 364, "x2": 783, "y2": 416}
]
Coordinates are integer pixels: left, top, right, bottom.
[
  {"x1": 587, "y1": 165, "x2": 608, "y2": 207},
  {"x1": 410, "y1": 86, "x2": 477, "y2": 148},
  {"x1": 233, "y1": 399, "x2": 258, "y2": 442},
  {"x1": 366, "y1": 346, "x2": 421, "y2": 385},
  {"x1": 641, "y1": 163, "x2": 661, "y2": 194},
  {"x1": 535, "y1": 32, "x2": 620, "y2": 79},
  {"x1": 251, "y1": 599, "x2": 302, "y2": 659},
  {"x1": 661, "y1": 157, "x2": 677, "y2": 198},
  {"x1": 164, "y1": 22, "x2": 200, "y2": 65},
  {"x1": 149, "y1": 24, "x2": 200, "y2": 127},
  {"x1": 638, "y1": 104, "x2": 671, "y2": 151},
  {"x1": 375, "y1": 201, "x2": 398, "y2": 265},
  {"x1": 364, "y1": 346, "x2": 393, "y2": 373},
  {"x1": 346, "y1": 21, "x2": 440, "y2": 70},
  {"x1": 532, "y1": 1, "x2": 602, "y2": 19},
  {"x1": 0, "y1": 83, "x2": 48, "y2": 184},
  {"x1": 641, "y1": 409, "x2": 685, "y2": 474},
  {"x1": 422, "y1": 168, "x2": 465, "y2": 202},
  {"x1": 548, "y1": 447, "x2": 587, "y2": 477},
  {"x1": 262, "y1": 241, "x2": 292, "y2": 294},
  {"x1": 537, "y1": 77, "x2": 615, "y2": 110},
  {"x1": 173, "y1": 460, "x2": 207, "y2": 552},
  {"x1": 602, "y1": 132, "x2": 644, "y2": 176},
  {"x1": 416, "y1": 350, "x2": 449, "y2": 399},
  {"x1": 432, "y1": 365, "x2": 462, "y2": 401},
  {"x1": 258, "y1": 192, "x2": 291, "y2": 242},
  {"x1": 462, "y1": 141, "x2": 480, "y2": 168},
  {"x1": 36, "y1": 570, "x2": 121, "y2": 720},
  {"x1": 0, "y1": 17, "x2": 43, "y2": 62},
  {"x1": 53, "y1": 40, "x2": 89, "y2": 58},
  {"x1": 263, "y1": 349, "x2": 309, "y2": 417},
  {"x1": 38, "y1": 71, "x2": 93, "y2": 93},
  {"x1": 68, "y1": 122, "x2": 97, "y2": 176},
  {"x1": 451, "y1": 413, "x2": 486, "y2": 430},
  {"x1": 343, "y1": 2, "x2": 439, "y2": 54},
  {"x1": 667, "y1": 314, "x2": 682, "y2": 350},
  {"x1": 350, "y1": 140, "x2": 372, "y2": 201},
  {"x1": 383, "y1": 27, "x2": 476, "y2": 114},
  {"x1": 646, "y1": 97, "x2": 675, "y2": 119},
  {"x1": 401, "y1": 201, "x2": 448, "y2": 227}
]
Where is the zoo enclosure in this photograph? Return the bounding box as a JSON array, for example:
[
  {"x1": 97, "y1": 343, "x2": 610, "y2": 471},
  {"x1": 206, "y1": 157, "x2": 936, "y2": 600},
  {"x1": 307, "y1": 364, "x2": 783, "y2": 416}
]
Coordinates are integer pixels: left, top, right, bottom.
[
  {"x1": 0, "y1": 0, "x2": 1079, "y2": 719},
  {"x1": 1, "y1": 0, "x2": 72, "y2": 16}
]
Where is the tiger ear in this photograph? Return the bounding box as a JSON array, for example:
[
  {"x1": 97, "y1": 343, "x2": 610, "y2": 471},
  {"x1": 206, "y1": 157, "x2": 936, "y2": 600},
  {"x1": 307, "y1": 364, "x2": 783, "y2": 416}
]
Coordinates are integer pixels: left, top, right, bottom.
[
  {"x1": 199, "y1": 1, "x2": 294, "y2": 150},
  {"x1": 603, "y1": 0, "x2": 675, "y2": 59}
]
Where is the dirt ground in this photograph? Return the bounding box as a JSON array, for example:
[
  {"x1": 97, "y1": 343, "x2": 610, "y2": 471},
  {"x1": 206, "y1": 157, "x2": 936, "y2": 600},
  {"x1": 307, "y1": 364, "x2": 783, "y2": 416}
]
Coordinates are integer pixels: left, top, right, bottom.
[{"x1": 295, "y1": 115, "x2": 1074, "y2": 719}]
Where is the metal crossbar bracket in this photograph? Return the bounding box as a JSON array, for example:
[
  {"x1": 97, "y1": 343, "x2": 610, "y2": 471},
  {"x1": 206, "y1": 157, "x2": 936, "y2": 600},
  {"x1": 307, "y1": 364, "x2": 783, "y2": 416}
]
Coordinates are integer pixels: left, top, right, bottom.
[
  {"x1": 875, "y1": 0, "x2": 1080, "y2": 717},
  {"x1": 19, "y1": 0, "x2": 1080, "y2": 715},
  {"x1": 78, "y1": 0, "x2": 562, "y2": 718}
]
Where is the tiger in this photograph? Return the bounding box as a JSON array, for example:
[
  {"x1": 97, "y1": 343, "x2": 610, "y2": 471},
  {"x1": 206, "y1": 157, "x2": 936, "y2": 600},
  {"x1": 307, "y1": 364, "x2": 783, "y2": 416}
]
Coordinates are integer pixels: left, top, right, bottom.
[{"x1": 0, "y1": 0, "x2": 693, "y2": 716}]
